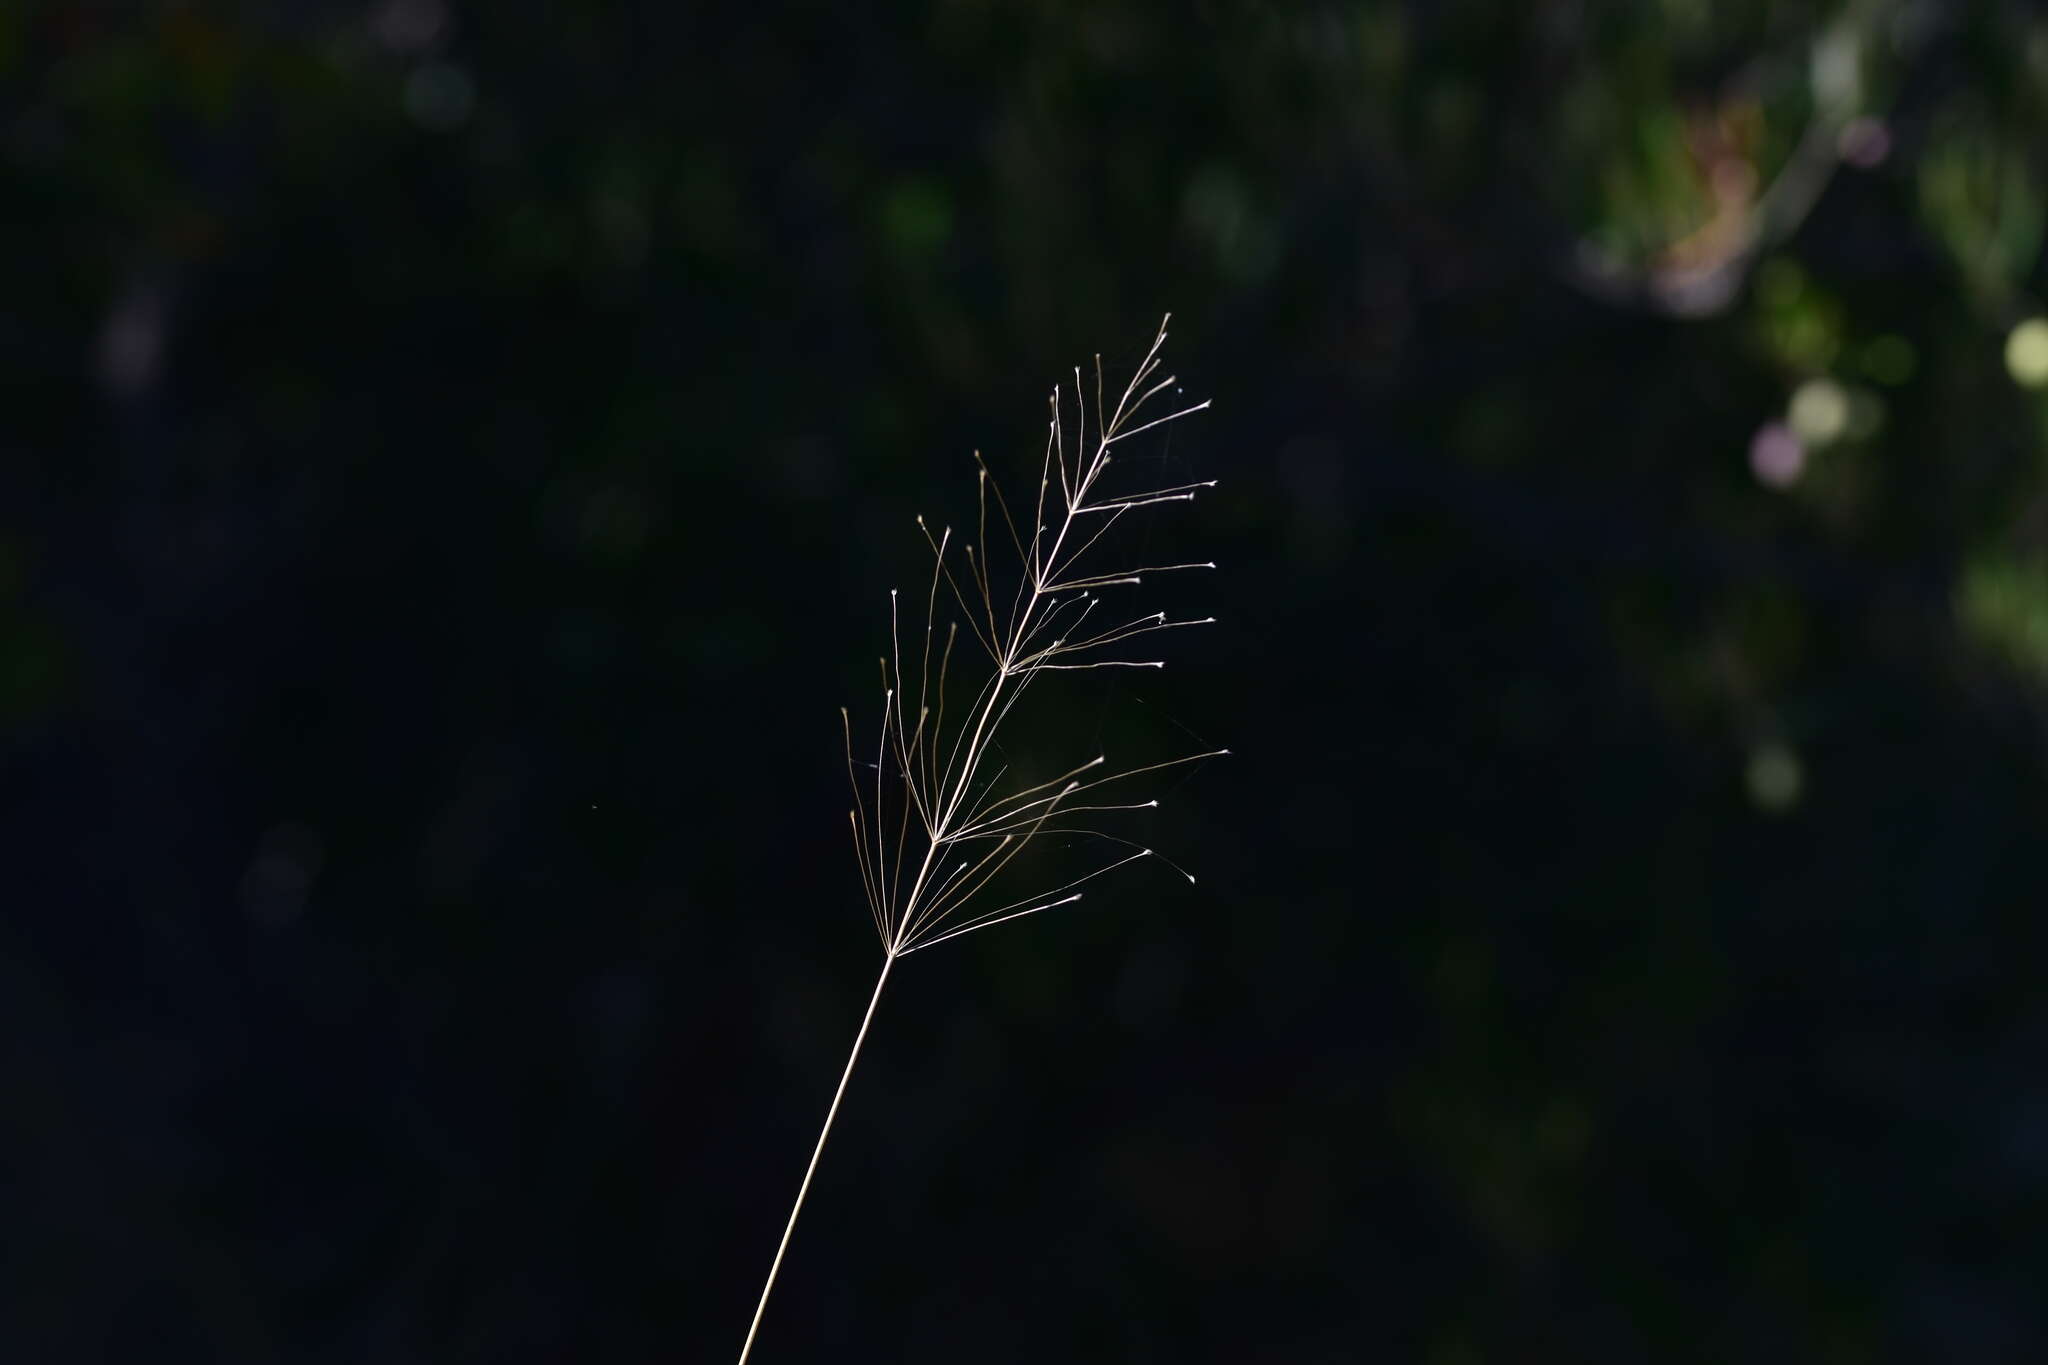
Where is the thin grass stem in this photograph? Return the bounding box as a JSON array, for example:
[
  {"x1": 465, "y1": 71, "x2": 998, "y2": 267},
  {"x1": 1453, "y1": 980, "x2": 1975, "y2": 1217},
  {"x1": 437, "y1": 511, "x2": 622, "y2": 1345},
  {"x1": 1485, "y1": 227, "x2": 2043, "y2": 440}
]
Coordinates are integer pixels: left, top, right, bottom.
[{"x1": 736, "y1": 953, "x2": 896, "y2": 1365}]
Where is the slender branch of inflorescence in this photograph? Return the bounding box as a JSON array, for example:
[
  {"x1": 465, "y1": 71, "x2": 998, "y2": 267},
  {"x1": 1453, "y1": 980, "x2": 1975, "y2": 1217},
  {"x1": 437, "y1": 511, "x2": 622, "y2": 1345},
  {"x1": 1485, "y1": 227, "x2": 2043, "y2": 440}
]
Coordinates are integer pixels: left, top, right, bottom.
[{"x1": 843, "y1": 314, "x2": 1227, "y2": 958}]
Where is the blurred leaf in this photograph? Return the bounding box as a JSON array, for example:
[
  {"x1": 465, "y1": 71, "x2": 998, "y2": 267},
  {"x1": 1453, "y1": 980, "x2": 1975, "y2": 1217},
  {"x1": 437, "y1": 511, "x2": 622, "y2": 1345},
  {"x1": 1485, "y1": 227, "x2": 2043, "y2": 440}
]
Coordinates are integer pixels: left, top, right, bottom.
[{"x1": 1918, "y1": 106, "x2": 2045, "y2": 305}]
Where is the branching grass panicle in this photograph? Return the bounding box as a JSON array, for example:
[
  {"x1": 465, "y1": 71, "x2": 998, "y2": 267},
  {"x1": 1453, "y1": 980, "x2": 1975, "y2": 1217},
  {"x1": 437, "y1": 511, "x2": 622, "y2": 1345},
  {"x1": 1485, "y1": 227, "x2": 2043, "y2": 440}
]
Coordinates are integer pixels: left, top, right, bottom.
[{"x1": 737, "y1": 316, "x2": 1223, "y2": 1363}]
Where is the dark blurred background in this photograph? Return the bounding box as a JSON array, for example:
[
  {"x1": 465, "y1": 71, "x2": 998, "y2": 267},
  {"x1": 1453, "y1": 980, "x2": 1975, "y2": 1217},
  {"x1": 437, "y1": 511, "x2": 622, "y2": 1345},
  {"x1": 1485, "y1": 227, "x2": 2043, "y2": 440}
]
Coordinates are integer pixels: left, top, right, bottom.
[{"x1": 7, "y1": 1, "x2": 2048, "y2": 1360}]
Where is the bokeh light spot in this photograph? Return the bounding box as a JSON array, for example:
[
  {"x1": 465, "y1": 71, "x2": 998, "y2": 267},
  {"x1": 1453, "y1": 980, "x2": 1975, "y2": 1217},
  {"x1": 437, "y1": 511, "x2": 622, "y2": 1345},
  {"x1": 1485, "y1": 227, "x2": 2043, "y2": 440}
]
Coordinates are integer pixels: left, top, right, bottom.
[
  {"x1": 1749, "y1": 421, "x2": 1805, "y2": 488},
  {"x1": 2004, "y1": 318, "x2": 2048, "y2": 388},
  {"x1": 1788, "y1": 378, "x2": 1850, "y2": 446}
]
